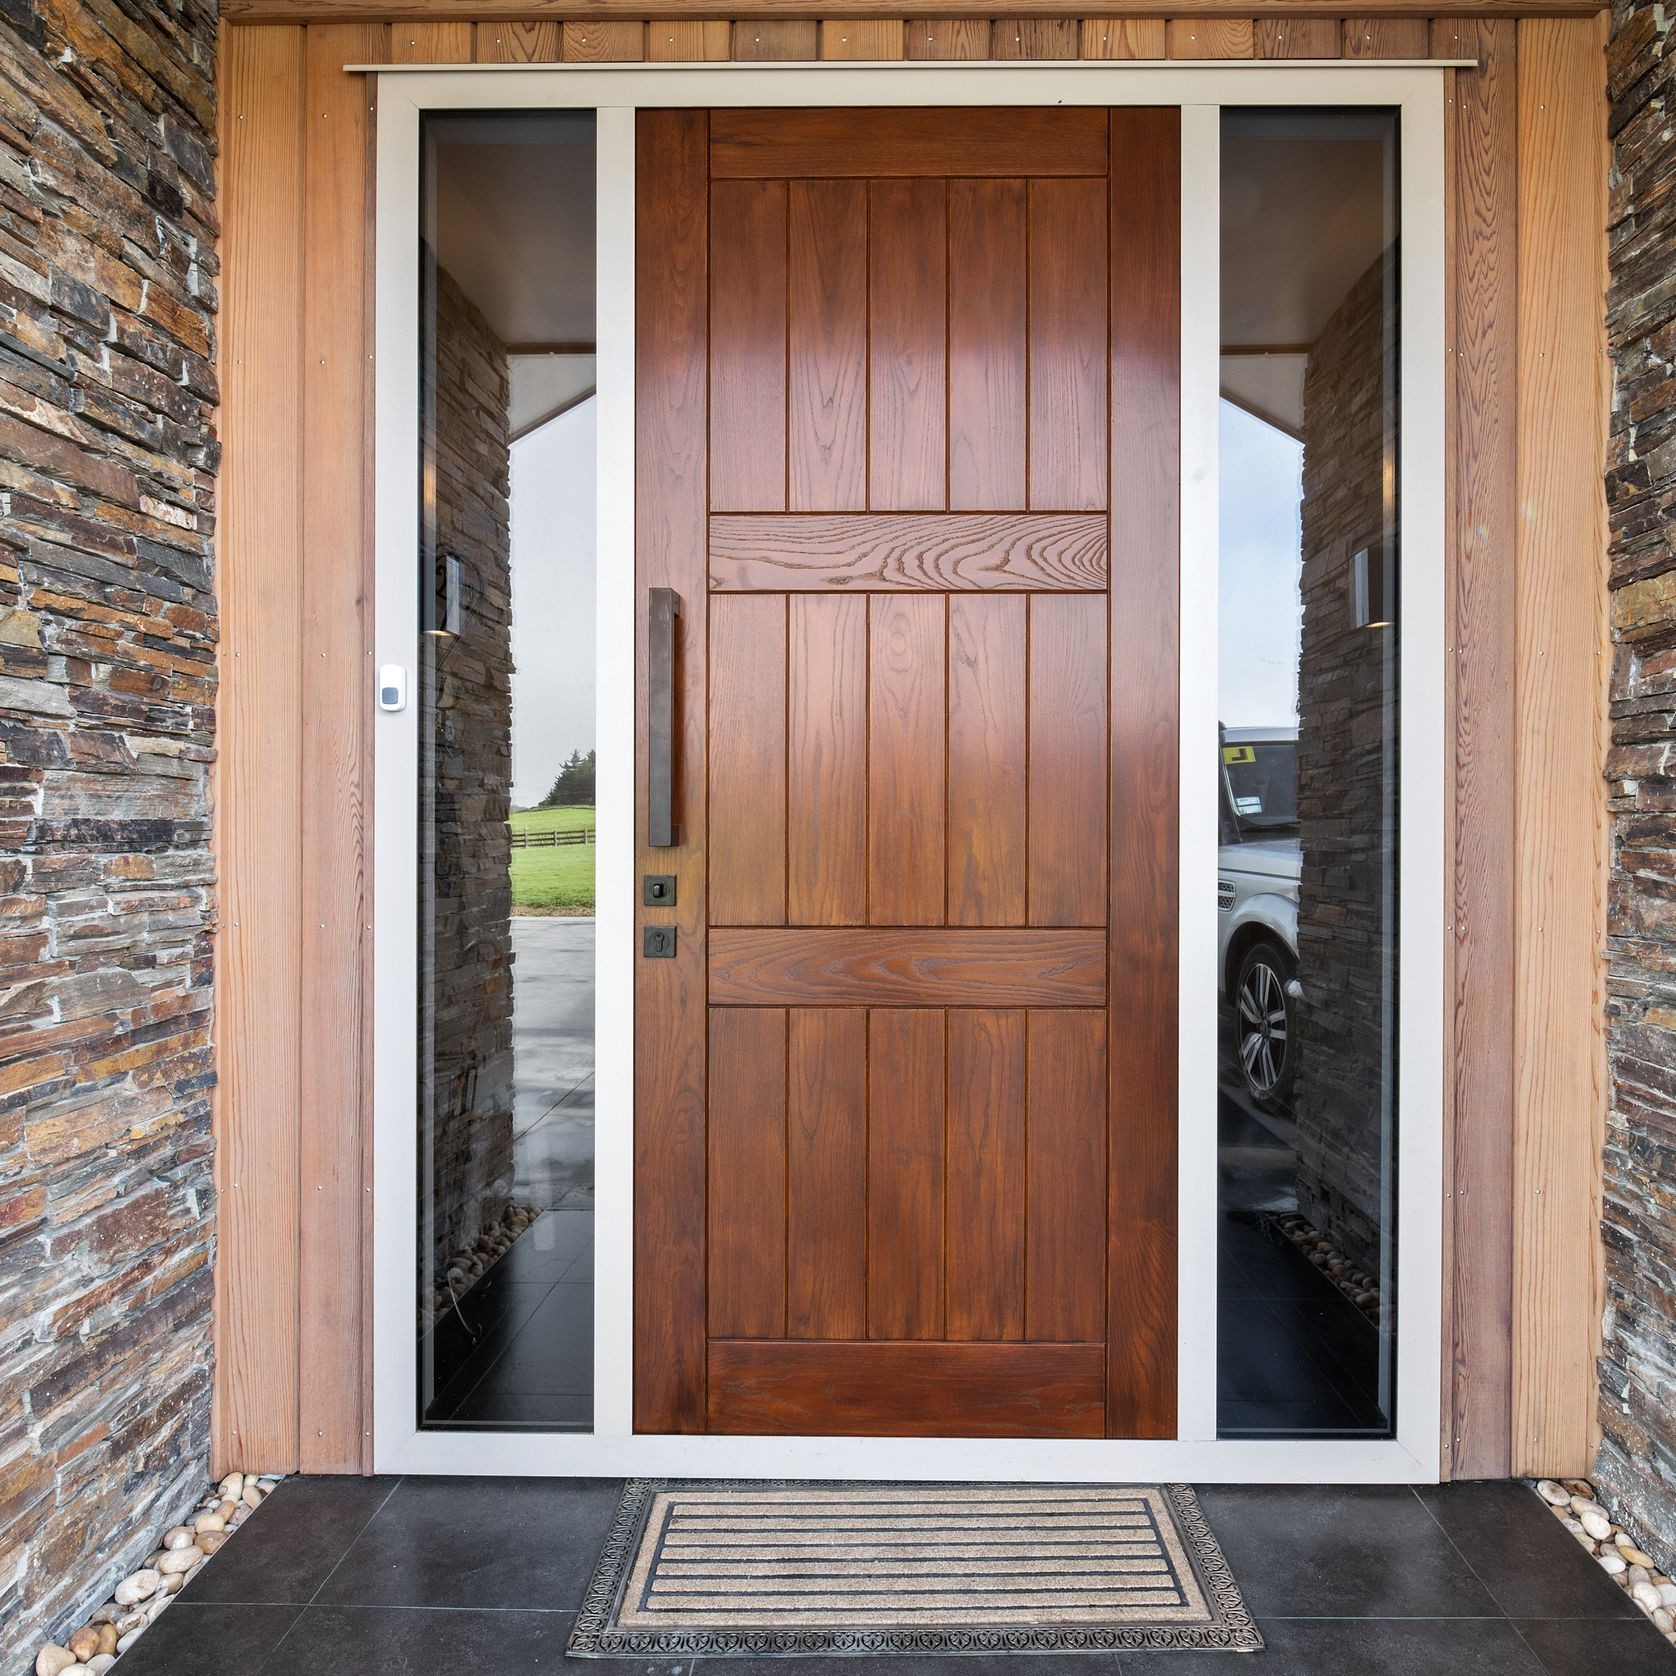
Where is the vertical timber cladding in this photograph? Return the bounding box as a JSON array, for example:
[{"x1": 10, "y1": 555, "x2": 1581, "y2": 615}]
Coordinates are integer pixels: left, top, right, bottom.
[{"x1": 632, "y1": 107, "x2": 1180, "y2": 1438}]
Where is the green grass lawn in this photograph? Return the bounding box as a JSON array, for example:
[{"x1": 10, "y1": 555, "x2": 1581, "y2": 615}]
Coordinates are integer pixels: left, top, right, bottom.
[{"x1": 509, "y1": 805, "x2": 595, "y2": 914}]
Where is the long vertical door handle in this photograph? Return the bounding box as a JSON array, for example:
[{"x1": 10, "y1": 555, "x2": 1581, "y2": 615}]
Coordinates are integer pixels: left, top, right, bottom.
[{"x1": 647, "y1": 587, "x2": 680, "y2": 847}]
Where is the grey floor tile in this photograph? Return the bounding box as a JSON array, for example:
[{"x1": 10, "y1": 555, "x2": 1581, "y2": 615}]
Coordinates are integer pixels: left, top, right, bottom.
[
  {"x1": 180, "y1": 1476, "x2": 398, "y2": 1604},
  {"x1": 1122, "y1": 1616, "x2": 1548, "y2": 1675},
  {"x1": 1516, "y1": 1614, "x2": 1676, "y2": 1674},
  {"x1": 314, "y1": 1476, "x2": 622, "y2": 1611},
  {"x1": 696, "y1": 1657, "x2": 1127, "y2": 1676},
  {"x1": 1417, "y1": 1481, "x2": 1640, "y2": 1620},
  {"x1": 100, "y1": 1602, "x2": 301, "y2": 1674},
  {"x1": 1191, "y1": 1484, "x2": 1504, "y2": 1618},
  {"x1": 259, "y1": 1605, "x2": 690, "y2": 1674}
]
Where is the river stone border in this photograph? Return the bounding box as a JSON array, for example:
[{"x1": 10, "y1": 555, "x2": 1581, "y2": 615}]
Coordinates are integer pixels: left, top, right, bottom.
[
  {"x1": 31, "y1": 1472, "x2": 283, "y2": 1675},
  {"x1": 1533, "y1": 1476, "x2": 1676, "y2": 1645}
]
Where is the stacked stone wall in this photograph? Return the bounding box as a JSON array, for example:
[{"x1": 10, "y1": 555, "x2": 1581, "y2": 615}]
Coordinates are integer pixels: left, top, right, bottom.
[
  {"x1": 420, "y1": 261, "x2": 515, "y2": 1286},
  {"x1": 0, "y1": 0, "x2": 220, "y2": 1666},
  {"x1": 1599, "y1": 0, "x2": 1676, "y2": 1574}
]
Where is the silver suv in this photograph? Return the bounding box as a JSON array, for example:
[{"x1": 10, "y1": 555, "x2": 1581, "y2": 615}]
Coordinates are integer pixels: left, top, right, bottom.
[{"x1": 1217, "y1": 725, "x2": 1302, "y2": 1108}]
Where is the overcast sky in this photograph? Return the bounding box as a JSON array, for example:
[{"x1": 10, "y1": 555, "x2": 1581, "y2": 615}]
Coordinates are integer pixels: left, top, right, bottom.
[
  {"x1": 509, "y1": 397, "x2": 597, "y2": 810},
  {"x1": 1219, "y1": 399, "x2": 1303, "y2": 729}
]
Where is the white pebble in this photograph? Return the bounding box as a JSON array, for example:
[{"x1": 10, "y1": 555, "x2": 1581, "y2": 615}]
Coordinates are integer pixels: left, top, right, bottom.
[
  {"x1": 1600, "y1": 1551, "x2": 1628, "y2": 1575},
  {"x1": 1581, "y1": 1510, "x2": 1613, "y2": 1541},
  {"x1": 86, "y1": 1659, "x2": 117, "y2": 1675},
  {"x1": 113, "y1": 1569, "x2": 161, "y2": 1606},
  {"x1": 158, "y1": 1547, "x2": 200, "y2": 1575},
  {"x1": 1537, "y1": 1480, "x2": 1569, "y2": 1506},
  {"x1": 115, "y1": 1631, "x2": 142, "y2": 1654},
  {"x1": 1633, "y1": 1581, "x2": 1663, "y2": 1612},
  {"x1": 34, "y1": 1646, "x2": 76, "y2": 1676}
]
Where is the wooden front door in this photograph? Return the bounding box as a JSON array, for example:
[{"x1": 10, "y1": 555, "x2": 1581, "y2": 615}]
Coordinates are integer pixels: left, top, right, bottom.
[{"x1": 635, "y1": 107, "x2": 1180, "y2": 1440}]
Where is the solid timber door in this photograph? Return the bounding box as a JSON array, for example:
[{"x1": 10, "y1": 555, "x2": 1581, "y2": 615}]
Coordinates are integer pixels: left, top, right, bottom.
[{"x1": 635, "y1": 107, "x2": 1180, "y2": 1440}]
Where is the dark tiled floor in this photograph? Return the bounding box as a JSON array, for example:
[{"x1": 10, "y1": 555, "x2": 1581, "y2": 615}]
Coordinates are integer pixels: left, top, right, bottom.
[{"x1": 120, "y1": 1476, "x2": 1673, "y2": 1675}]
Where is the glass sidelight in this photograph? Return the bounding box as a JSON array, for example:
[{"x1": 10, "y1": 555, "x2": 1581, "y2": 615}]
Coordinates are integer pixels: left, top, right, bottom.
[
  {"x1": 1214, "y1": 109, "x2": 1400, "y2": 1438},
  {"x1": 415, "y1": 111, "x2": 599, "y2": 1430}
]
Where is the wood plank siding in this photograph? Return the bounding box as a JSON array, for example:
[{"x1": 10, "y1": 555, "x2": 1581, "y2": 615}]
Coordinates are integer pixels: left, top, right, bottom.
[{"x1": 213, "y1": 10, "x2": 1610, "y2": 1477}]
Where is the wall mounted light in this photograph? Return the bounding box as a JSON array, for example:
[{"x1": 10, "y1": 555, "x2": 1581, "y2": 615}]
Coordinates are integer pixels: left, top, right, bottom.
[
  {"x1": 424, "y1": 552, "x2": 464, "y2": 637},
  {"x1": 1351, "y1": 542, "x2": 1393, "y2": 630}
]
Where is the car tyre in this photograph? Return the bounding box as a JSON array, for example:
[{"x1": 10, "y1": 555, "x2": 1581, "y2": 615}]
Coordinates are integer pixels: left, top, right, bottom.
[{"x1": 1235, "y1": 940, "x2": 1296, "y2": 1111}]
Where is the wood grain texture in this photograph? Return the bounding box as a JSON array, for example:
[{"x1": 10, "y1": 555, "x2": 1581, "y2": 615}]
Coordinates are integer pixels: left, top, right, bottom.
[
  {"x1": 992, "y1": 17, "x2": 1080, "y2": 57},
  {"x1": 712, "y1": 108, "x2": 1110, "y2": 179},
  {"x1": 1029, "y1": 178, "x2": 1108, "y2": 510},
  {"x1": 563, "y1": 18, "x2": 642, "y2": 59},
  {"x1": 1513, "y1": 14, "x2": 1608, "y2": 1479},
  {"x1": 948, "y1": 596, "x2": 1028, "y2": 926},
  {"x1": 635, "y1": 109, "x2": 710, "y2": 1433},
  {"x1": 946, "y1": 1009, "x2": 1027, "y2": 1340},
  {"x1": 789, "y1": 179, "x2": 868, "y2": 512},
  {"x1": 789, "y1": 594, "x2": 869, "y2": 925},
  {"x1": 905, "y1": 17, "x2": 989, "y2": 58},
  {"x1": 708, "y1": 593, "x2": 787, "y2": 925},
  {"x1": 1105, "y1": 108, "x2": 1179, "y2": 1439},
  {"x1": 1027, "y1": 1009, "x2": 1108, "y2": 1341},
  {"x1": 1254, "y1": 15, "x2": 1340, "y2": 56},
  {"x1": 729, "y1": 19, "x2": 816, "y2": 59},
  {"x1": 709, "y1": 928, "x2": 1107, "y2": 1007},
  {"x1": 214, "y1": 20, "x2": 305, "y2": 1479},
  {"x1": 473, "y1": 20, "x2": 559, "y2": 60},
  {"x1": 1029, "y1": 594, "x2": 1108, "y2": 926},
  {"x1": 1079, "y1": 18, "x2": 1167, "y2": 58},
  {"x1": 869, "y1": 594, "x2": 946, "y2": 923},
  {"x1": 819, "y1": 18, "x2": 905, "y2": 58},
  {"x1": 949, "y1": 179, "x2": 1027, "y2": 510},
  {"x1": 388, "y1": 20, "x2": 468, "y2": 59},
  {"x1": 648, "y1": 19, "x2": 729, "y2": 59},
  {"x1": 709, "y1": 179, "x2": 787, "y2": 512},
  {"x1": 707, "y1": 1340, "x2": 1107, "y2": 1437},
  {"x1": 1165, "y1": 17, "x2": 1253, "y2": 56},
  {"x1": 707, "y1": 1008, "x2": 788, "y2": 1338},
  {"x1": 711, "y1": 513, "x2": 1108, "y2": 592},
  {"x1": 869, "y1": 179, "x2": 948, "y2": 510},
  {"x1": 298, "y1": 20, "x2": 381, "y2": 1475},
  {"x1": 1343, "y1": 16, "x2": 1432, "y2": 56},
  {"x1": 868, "y1": 1008, "x2": 946, "y2": 1338},
  {"x1": 1444, "y1": 15, "x2": 1517, "y2": 1483},
  {"x1": 786, "y1": 1008, "x2": 868, "y2": 1337}
]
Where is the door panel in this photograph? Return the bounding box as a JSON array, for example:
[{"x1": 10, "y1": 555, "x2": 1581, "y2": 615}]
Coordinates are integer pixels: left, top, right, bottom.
[{"x1": 636, "y1": 107, "x2": 1180, "y2": 1439}]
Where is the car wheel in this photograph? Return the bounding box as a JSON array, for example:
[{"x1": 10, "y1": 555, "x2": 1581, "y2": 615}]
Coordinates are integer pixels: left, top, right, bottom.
[{"x1": 1235, "y1": 941, "x2": 1296, "y2": 1110}]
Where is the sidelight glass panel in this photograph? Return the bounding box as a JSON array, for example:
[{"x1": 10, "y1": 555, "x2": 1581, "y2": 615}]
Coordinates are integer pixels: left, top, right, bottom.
[
  {"x1": 416, "y1": 112, "x2": 598, "y2": 1429},
  {"x1": 1215, "y1": 110, "x2": 1399, "y2": 1437}
]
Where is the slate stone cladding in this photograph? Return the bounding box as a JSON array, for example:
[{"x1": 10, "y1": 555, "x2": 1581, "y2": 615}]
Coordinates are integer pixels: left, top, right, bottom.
[
  {"x1": 0, "y1": 0, "x2": 219, "y2": 1665},
  {"x1": 1599, "y1": 0, "x2": 1676, "y2": 1580}
]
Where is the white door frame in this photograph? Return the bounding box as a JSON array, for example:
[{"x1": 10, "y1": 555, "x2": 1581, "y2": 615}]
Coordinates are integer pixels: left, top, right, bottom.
[{"x1": 371, "y1": 62, "x2": 1448, "y2": 1481}]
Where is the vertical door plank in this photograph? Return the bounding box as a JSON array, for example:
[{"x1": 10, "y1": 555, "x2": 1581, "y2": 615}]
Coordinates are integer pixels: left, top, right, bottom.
[
  {"x1": 216, "y1": 20, "x2": 305, "y2": 1479},
  {"x1": 789, "y1": 180, "x2": 868, "y2": 511},
  {"x1": 1512, "y1": 14, "x2": 1608, "y2": 1478},
  {"x1": 1029, "y1": 595, "x2": 1108, "y2": 926},
  {"x1": 819, "y1": 20, "x2": 906, "y2": 60},
  {"x1": 906, "y1": 18, "x2": 990, "y2": 59},
  {"x1": 1442, "y1": 14, "x2": 1517, "y2": 1482},
  {"x1": 787, "y1": 1008, "x2": 869, "y2": 1337},
  {"x1": 946, "y1": 1009, "x2": 1027, "y2": 1340},
  {"x1": 1027, "y1": 1010, "x2": 1108, "y2": 1340},
  {"x1": 388, "y1": 22, "x2": 469, "y2": 61},
  {"x1": 1165, "y1": 19, "x2": 1254, "y2": 57},
  {"x1": 869, "y1": 179, "x2": 948, "y2": 511},
  {"x1": 868, "y1": 1008, "x2": 946, "y2": 1338},
  {"x1": 992, "y1": 19, "x2": 1080, "y2": 59},
  {"x1": 299, "y1": 20, "x2": 383, "y2": 1475},
  {"x1": 708, "y1": 1008, "x2": 788, "y2": 1339},
  {"x1": 563, "y1": 20, "x2": 643, "y2": 61},
  {"x1": 789, "y1": 594, "x2": 869, "y2": 925},
  {"x1": 649, "y1": 20, "x2": 730, "y2": 60},
  {"x1": 1254, "y1": 17, "x2": 1340, "y2": 58},
  {"x1": 949, "y1": 179, "x2": 1027, "y2": 511},
  {"x1": 1106, "y1": 108, "x2": 1180, "y2": 1438},
  {"x1": 710, "y1": 179, "x2": 787, "y2": 512},
  {"x1": 635, "y1": 110, "x2": 710, "y2": 1433},
  {"x1": 709, "y1": 594, "x2": 788, "y2": 926},
  {"x1": 1029, "y1": 177, "x2": 1109, "y2": 510},
  {"x1": 732, "y1": 20, "x2": 818, "y2": 60},
  {"x1": 948, "y1": 595, "x2": 1027, "y2": 926},
  {"x1": 1343, "y1": 18, "x2": 1432, "y2": 59},
  {"x1": 1080, "y1": 19, "x2": 1167, "y2": 58},
  {"x1": 869, "y1": 594, "x2": 947, "y2": 924},
  {"x1": 474, "y1": 22, "x2": 560, "y2": 62}
]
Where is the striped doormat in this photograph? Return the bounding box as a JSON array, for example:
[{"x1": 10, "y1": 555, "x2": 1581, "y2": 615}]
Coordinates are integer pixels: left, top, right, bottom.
[{"x1": 568, "y1": 1480, "x2": 1261, "y2": 1657}]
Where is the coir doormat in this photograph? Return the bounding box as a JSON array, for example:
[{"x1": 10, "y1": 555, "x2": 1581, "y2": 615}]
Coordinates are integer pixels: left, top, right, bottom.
[{"x1": 567, "y1": 1480, "x2": 1261, "y2": 1657}]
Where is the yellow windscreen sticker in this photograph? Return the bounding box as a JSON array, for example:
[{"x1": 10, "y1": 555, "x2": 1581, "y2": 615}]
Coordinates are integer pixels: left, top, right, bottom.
[{"x1": 1222, "y1": 745, "x2": 1256, "y2": 765}]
